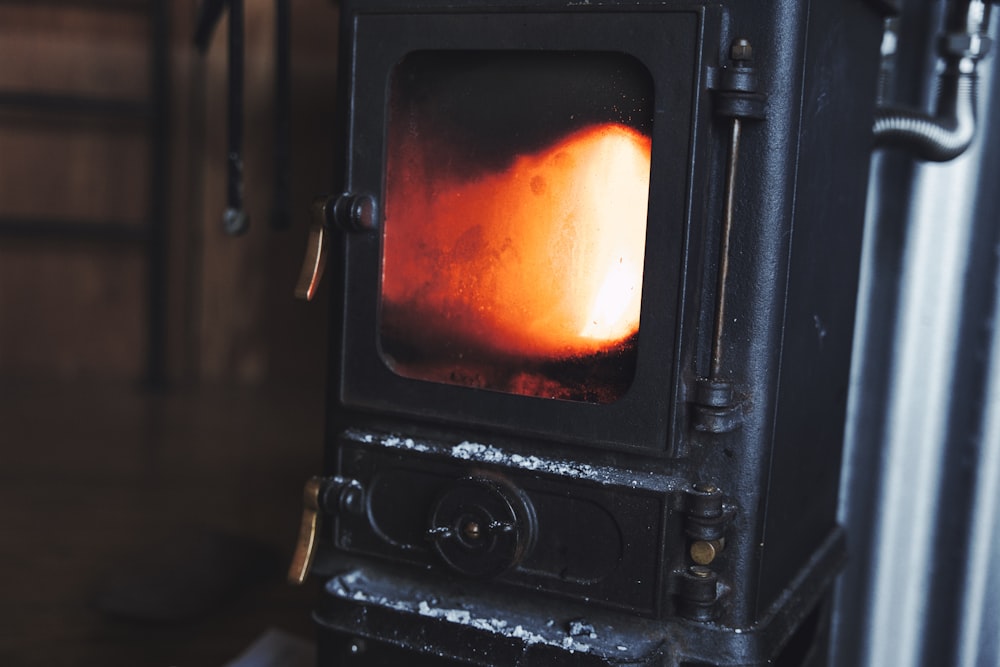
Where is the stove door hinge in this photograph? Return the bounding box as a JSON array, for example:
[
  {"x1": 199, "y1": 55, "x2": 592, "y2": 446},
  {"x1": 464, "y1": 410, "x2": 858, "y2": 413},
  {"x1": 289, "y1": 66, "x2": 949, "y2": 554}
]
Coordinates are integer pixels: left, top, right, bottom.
[
  {"x1": 288, "y1": 475, "x2": 366, "y2": 584},
  {"x1": 696, "y1": 39, "x2": 765, "y2": 428},
  {"x1": 674, "y1": 481, "x2": 736, "y2": 621},
  {"x1": 707, "y1": 38, "x2": 767, "y2": 121},
  {"x1": 692, "y1": 376, "x2": 743, "y2": 433}
]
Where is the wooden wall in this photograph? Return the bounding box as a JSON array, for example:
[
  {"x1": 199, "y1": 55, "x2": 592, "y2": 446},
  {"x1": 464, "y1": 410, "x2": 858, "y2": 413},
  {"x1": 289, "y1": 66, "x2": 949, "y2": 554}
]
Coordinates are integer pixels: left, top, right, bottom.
[{"x1": 0, "y1": 0, "x2": 338, "y2": 387}]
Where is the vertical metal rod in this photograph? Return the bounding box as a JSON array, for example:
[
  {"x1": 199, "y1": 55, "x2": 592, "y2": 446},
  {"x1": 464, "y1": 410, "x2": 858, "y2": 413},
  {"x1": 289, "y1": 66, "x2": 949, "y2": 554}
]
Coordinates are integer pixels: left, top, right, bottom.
[
  {"x1": 710, "y1": 117, "x2": 742, "y2": 378},
  {"x1": 146, "y1": 0, "x2": 169, "y2": 389},
  {"x1": 193, "y1": 0, "x2": 227, "y2": 53},
  {"x1": 272, "y1": 0, "x2": 291, "y2": 229},
  {"x1": 223, "y1": 0, "x2": 249, "y2": 234}
]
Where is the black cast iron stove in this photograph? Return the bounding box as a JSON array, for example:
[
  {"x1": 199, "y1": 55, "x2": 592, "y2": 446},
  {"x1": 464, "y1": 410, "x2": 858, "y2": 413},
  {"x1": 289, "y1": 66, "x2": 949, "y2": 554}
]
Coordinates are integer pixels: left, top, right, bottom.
[{"x1": 289, "y1": 1, "x2": 887, "y2": 664}]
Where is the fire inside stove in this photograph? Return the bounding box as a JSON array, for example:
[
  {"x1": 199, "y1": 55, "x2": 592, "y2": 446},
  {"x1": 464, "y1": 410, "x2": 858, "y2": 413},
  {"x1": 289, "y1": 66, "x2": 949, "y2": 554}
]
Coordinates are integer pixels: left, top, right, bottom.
[{"x1": 380, "y1": 51, "x2": 654, "y2": 403}]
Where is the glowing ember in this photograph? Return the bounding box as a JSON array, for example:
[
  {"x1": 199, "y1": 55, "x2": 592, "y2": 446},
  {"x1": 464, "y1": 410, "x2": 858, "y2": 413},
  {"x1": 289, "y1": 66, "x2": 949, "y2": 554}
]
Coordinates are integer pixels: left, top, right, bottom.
[{"x1": 382, "y1": 123, "x2": 651, "y2": 360}]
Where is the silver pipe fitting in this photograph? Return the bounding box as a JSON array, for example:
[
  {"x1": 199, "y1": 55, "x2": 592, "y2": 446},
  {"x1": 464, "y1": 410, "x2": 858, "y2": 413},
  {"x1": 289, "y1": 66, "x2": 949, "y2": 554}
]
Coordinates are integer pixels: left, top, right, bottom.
[{"x1": 873, "y1": 0, "x2": 992, "y2": 162}]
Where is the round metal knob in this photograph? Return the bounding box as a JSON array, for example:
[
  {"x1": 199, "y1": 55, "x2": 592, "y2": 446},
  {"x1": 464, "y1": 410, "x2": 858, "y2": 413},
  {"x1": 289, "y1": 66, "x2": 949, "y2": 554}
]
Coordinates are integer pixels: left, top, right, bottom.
[{"x1": 427, "y1": 477, "x2": 536, "y2": 577}]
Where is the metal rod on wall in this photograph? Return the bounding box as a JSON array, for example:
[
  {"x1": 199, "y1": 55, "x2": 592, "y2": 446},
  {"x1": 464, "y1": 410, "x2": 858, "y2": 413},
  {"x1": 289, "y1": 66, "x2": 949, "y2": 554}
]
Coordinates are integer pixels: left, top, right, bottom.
[
  {"x1": 147, "y1": 0, "x2": 170, "y2": 388},
  {"x1": 272, "y1": 0, "x2": 291, "y2": 229},
  {"x1": 223, "y1": 0, "x2": 249, "y2": 235}
]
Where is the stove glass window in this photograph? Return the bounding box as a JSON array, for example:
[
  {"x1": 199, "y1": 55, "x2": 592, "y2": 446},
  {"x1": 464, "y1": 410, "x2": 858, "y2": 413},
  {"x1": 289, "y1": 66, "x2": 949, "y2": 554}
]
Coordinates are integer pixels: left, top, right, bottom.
[{"x1": 380, "y1": 51, "x2": 654, "y2": 404}]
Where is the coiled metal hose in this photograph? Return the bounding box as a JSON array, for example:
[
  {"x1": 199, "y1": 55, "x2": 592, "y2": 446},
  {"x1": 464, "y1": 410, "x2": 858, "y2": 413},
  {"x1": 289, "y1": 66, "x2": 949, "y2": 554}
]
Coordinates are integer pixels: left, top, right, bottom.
[
  {"x1": 873, "y1": 0, "x2": 991, "y2": 162},
  {"x1": 873, "y1": 67, "x2": 978, "y2": 162}
]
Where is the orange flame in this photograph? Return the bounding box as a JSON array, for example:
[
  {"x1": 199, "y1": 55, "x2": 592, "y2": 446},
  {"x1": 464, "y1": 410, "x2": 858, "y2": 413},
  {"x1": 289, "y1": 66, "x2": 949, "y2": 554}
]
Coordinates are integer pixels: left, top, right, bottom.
[{"x1": 382, "y1": 123, "x2": 651, "y2": 360}]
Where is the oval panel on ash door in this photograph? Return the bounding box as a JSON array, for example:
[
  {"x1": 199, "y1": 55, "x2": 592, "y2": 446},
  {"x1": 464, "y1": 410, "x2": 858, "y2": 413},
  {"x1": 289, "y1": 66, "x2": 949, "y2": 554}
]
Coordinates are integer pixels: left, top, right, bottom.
[{"x1": 518, "y1": 492, "x2": 624, "y2": 584}]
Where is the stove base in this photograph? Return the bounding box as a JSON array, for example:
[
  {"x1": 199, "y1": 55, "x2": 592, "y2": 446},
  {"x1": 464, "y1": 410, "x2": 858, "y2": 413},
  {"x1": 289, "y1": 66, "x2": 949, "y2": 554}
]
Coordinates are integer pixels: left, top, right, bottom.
[{"x1": 313, "y1": 529, "x2": 842, "y2": 667}]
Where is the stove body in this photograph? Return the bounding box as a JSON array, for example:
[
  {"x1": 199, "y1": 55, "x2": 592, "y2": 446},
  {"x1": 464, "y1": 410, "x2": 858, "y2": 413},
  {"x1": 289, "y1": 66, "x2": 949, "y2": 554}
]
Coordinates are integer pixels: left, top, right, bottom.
[{"x1": 307, "y1": 1, "x2": 885, "y2": 665}]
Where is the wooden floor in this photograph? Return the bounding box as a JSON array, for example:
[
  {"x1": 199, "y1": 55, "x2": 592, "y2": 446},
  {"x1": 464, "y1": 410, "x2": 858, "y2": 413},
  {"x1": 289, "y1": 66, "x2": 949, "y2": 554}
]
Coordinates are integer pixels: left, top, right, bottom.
[{"x1": 0, "y1": 380, "x2": 327, "y2": 666}]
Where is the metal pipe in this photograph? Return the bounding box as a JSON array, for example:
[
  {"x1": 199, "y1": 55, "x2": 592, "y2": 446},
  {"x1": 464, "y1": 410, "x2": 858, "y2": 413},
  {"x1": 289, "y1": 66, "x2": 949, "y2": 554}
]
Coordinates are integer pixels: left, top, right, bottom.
[{"x1": 873, "y1": 0, "x2": 991, "y2": 162}]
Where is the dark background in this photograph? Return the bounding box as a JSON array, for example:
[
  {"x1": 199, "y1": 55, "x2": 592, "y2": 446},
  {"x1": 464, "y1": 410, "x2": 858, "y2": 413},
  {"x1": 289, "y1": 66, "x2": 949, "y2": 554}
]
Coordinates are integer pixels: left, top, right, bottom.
[{"x1": 0, "y1": 1, "x2": 338, "y2": 664}]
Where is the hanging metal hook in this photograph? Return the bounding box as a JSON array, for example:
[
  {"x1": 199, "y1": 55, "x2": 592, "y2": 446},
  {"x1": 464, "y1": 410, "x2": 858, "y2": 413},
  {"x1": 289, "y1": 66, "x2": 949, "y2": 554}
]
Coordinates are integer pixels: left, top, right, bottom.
[{"x1": 194, "y1": 0, "x2": 249, "y2": 235}]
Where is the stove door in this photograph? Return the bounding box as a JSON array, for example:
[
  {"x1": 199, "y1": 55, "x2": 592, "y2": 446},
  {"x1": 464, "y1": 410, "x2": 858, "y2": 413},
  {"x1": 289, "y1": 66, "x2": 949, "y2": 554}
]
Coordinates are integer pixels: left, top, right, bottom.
[{"x1": 337, "y1": 10, "x2": 713, "y2": 453}]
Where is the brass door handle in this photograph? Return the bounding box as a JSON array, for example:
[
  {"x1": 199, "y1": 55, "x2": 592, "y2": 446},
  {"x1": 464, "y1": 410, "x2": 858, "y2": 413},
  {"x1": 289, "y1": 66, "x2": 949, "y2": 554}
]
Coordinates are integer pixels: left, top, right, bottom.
[
  {"x1": 294, "y1": 193, "x2": 377, "y2": 301},
  {"x1": 294, "y1": 199, "x2": 332, "y2": 301},
  {"x1": 287, "y1": 476, "x2": 365, "y2": 585},
  {"x1": 288, "y1": 477, "x2": 324, "y2": 585}
]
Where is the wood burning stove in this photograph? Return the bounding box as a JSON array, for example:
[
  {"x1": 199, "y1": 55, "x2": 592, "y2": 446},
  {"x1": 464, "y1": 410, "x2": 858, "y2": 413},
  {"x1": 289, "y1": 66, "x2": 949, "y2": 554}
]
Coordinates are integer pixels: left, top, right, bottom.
[{"x1": 289, "y1": 1, "x2": 887, "y2": 664}]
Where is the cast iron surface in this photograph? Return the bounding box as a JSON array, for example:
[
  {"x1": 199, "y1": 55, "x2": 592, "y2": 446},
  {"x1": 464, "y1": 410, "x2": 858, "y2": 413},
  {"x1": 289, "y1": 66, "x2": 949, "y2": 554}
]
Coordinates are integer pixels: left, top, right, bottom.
[
  {"x1": 336, "y1": 7, "x2": 706, "y2": 453},
  {"x1": 314, "y1": 0, "x2": 885, "y2": 664},
  {"x1": 334, "y1": 430, "x2": 679, "y2": 615}
]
